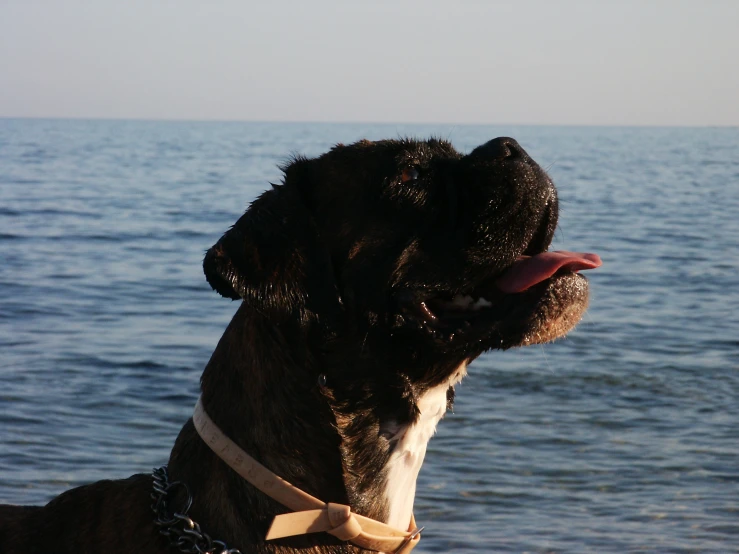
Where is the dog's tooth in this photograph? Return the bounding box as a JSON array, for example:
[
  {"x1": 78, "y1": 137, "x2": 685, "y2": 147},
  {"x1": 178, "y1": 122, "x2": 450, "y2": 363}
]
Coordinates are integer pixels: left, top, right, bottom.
[
  {"x1": 449, "y1": 294, "x2": 474, "y2": 309},
  {"x1": 471, "y1": 297, "x2": 493, "y2": 310}
]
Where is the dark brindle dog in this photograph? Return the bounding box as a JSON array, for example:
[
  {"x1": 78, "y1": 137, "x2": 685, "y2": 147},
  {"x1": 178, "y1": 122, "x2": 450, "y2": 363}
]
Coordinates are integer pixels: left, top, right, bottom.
[{"x1": 0, "y1": 137, "x2": 600, "y2": 553}]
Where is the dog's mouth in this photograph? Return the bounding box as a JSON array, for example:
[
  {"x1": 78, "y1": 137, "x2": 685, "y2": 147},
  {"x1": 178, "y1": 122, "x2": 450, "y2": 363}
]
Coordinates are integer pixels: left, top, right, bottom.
[{"x1": 398, "y1": 249, "x2": 601, "y2": 349}]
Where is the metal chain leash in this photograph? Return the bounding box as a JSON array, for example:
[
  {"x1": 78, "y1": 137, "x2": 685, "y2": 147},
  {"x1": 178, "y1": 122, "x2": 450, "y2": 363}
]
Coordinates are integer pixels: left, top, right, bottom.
[{"x1": 151, "y1": 465, "x2": 241, "y2": 554}]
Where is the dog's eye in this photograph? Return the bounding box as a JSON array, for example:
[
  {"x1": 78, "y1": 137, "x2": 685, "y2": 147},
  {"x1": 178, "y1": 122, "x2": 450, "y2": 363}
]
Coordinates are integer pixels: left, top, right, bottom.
[{"x1": 401, "y1": 167, "x2": 419, "y2": 183}]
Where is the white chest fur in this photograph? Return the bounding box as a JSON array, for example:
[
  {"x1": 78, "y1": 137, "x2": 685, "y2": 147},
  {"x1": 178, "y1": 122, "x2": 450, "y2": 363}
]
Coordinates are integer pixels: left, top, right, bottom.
[{"x1": 382, "y1": 363, "x2": 467, "y2": 530}]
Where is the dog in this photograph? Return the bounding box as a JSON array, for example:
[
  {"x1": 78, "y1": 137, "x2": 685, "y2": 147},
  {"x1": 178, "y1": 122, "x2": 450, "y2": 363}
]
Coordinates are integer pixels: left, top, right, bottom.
[{"x1": 0, "y1": 137, "x2": 600, "y2": 553}]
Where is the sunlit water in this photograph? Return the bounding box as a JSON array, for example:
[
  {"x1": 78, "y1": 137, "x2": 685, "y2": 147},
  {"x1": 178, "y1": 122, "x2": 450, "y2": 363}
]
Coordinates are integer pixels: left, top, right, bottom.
[{"x1": 1, "y1": 119, "x2": 737, "y2": 553}]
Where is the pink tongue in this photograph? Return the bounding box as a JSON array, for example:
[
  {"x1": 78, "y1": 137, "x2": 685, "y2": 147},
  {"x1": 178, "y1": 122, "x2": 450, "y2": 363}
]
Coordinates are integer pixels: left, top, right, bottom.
[{"x1": 495, "y1": 251, "x2": 602, "y2": 294}]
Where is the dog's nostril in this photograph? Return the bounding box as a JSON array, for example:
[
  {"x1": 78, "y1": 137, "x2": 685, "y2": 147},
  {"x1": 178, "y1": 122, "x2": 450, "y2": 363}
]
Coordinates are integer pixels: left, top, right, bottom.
[{"x1": 470, "y1": 137, "x2": 525, "y2": 160}]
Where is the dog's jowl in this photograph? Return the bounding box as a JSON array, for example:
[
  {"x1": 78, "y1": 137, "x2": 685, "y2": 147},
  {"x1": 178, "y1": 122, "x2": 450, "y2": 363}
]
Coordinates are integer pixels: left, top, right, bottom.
[{"x1": 0, "y1": 138, "x2": 601, "y2": 553}]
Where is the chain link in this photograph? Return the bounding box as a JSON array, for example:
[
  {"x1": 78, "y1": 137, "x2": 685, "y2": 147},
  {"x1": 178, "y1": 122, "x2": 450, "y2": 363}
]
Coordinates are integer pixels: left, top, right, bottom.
[{"x1": 151, "y1": 465, "x2": 241, "y2": 554}]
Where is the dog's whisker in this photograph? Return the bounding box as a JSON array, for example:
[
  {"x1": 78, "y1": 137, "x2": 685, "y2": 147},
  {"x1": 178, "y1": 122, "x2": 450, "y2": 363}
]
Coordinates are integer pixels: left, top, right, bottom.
[
  {"x1": 555, "y1": 222, "x2": 565, "y2": 243},
  {"x1": 537, "y1": 344, "x2": 556, "y2": 374},
  {"x1": 582, "y1": 310, "x2": 595, "y2": 325}
]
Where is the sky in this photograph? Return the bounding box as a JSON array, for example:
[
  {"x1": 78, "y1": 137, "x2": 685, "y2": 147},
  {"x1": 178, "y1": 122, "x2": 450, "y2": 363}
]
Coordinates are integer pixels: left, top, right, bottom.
[{"x1": 1, "y1": 0, "x2": 737, "y2": 127}]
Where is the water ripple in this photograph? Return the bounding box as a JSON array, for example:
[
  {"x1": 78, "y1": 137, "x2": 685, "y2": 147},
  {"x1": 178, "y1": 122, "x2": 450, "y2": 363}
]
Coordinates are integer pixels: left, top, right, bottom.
[{"x1": 1, "y1": 120, "x2": 738, "y2": 553}]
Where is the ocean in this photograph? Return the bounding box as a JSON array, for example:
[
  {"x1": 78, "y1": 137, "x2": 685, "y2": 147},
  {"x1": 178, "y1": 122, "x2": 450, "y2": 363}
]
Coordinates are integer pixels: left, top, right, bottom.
[{"x1": 1, "y1": 118, "x2": 737, "y2": 553}]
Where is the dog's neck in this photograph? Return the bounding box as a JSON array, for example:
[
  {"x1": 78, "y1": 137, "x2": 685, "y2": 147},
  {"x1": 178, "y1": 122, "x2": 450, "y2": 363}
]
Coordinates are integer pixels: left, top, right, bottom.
[
  {"x1": 168, "y1": 302, "x2": 463, "y2": 551},
  {"x1": 381, "y1": 366, "x2": 465, "y2": 529},
  {"x1": 168, "y1": 304, "x2": 348, "y2": 550}
]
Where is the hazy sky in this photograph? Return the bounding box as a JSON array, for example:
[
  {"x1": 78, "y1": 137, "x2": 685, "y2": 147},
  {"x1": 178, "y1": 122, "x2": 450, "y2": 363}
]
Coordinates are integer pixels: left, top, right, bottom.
[{"x1": 1, "y1": 0, "x2": 737, "y2": 126}]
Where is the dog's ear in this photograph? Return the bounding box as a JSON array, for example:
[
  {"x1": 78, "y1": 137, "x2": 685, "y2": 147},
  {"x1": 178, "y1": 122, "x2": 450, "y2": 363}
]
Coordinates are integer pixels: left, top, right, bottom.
[{"x1": 203, "y1": 174, "x2": 340, "y2": 322}]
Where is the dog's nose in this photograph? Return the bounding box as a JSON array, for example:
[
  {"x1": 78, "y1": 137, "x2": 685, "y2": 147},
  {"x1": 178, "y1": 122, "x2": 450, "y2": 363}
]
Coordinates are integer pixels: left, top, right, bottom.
[{"x1": 470, "y1": 137, "x2": 527, "y2": 160}]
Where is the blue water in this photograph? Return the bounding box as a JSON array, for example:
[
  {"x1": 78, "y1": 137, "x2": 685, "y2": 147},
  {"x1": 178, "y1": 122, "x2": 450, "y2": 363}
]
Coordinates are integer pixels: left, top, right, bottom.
[{"x1": 1, "y1": 119, "x2": 737, "y2": 553}]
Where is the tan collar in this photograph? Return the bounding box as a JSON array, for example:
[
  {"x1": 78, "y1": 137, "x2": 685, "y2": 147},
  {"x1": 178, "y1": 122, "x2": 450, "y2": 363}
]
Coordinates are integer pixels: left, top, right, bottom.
[{"x1": 192, "y1": 397, "x2": 421, "y2": 554}]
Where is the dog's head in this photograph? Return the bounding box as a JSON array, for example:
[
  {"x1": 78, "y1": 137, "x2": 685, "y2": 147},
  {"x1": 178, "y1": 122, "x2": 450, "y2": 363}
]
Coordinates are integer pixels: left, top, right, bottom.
[
  {"x1": 204, "y1": 137, "x2": 599, "y2": 386},
  {"x1": 202, "y1": 137, "x2": 601, "y2": 524}
]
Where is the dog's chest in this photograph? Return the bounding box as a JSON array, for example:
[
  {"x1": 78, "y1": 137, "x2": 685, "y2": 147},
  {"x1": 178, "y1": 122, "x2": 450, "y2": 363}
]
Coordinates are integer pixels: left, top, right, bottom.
[{"x1": 382, "y1": 364, "x2": 467, "y2": 531}]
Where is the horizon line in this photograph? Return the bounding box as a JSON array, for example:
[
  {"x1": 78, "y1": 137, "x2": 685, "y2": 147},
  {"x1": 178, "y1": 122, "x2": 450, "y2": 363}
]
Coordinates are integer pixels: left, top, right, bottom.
[{"x1": 1, "y1": 114, "x2": 737, "y2": 130}]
